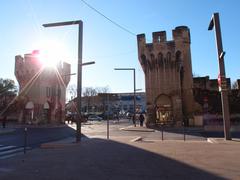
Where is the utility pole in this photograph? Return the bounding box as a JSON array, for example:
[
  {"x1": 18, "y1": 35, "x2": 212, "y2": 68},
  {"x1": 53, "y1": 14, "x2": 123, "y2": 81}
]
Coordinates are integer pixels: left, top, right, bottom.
[
  {"x1": 208, "y1": 12, "x2": 231, "y2": 140},
  {"x1": 43, "y1": 20, "x2": 95, "y2": 142},
  {"x1": 114, "y1": 68, "x2": 136, "y2": 127}
]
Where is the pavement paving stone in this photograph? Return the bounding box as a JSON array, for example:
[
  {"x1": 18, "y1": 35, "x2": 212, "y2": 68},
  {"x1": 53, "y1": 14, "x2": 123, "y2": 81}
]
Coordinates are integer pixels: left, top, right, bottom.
[
  {"x1": 1, "y1": 120, "x2": 240, "y2": 179},
  {"x1": 0, "y1": 138, "x2": 240, "y2": 180}
]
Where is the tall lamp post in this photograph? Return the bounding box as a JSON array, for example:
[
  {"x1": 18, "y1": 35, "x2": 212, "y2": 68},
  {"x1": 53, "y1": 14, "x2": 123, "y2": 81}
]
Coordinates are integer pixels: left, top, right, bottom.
[
  {"x1": 43, "y1": 20, "x2": 95, "y2": 142},
  {"x1": 114, "y1": 68, "x2": 136, "y2": 127},
  {"x1": 208, "y1": 13, "x2": 231, "y2": 140}
]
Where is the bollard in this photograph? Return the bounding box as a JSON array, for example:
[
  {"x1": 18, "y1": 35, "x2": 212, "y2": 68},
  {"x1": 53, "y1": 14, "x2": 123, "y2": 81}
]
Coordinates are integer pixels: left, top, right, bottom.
[
  {"x1": 24, "y1": 127, "x2": 27, "y2": 154},
  {"x1": 107, "y1": 118, "x2": 109, "y2": 140},
  {"x1": 161, "y1": 123, "x2": 164, "y2": 141},
  {"x1": 183, "y1": 121, "x2": 186, "y2": 141}
]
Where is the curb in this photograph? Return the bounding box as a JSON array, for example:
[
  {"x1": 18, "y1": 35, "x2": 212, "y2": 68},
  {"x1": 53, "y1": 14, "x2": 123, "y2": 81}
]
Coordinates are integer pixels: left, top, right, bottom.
[
  {"x1": 207, "y1": 138, "x2": 218, "y2": 144},
  {"x1": 143, "y1": 139, "x2": 207, "y2": 143},
  {"x1": 207, "y1": 138, "x2": 240, "y2": 144},
  {"x1": 130, "y1": 136, "x2": 143, "y2": 142},
  {"x1": 120, "y1": 126, "x2": 155, "y2": 132}
]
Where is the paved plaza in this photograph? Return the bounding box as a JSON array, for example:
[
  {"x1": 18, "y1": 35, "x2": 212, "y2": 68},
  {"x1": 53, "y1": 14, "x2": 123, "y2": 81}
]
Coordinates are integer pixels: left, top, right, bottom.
[{"x1": 0, "y1": 120, "x2": 240, "y2": 179}]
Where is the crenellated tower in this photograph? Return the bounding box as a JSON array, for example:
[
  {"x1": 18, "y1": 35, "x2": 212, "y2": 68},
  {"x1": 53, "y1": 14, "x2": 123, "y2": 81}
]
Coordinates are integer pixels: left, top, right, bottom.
[
  {"x1": 137, "y1": 26, "x2": 194, "y2": 126},
  {"x1": 15, "y1": 50, "x2": 71, "y2": 124}
]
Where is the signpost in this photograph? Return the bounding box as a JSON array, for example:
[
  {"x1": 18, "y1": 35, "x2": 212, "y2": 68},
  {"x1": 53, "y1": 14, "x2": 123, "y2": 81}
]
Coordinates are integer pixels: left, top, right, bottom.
[{"x1": 208, "y1": 13, "x2": 231, "y2": 140}]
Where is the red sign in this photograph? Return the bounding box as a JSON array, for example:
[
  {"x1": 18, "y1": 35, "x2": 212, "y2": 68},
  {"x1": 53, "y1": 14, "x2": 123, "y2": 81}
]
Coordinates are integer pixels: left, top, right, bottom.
[
  {"x1": 204, "y1": 96, "x2": 208, "y2": 102},
  {"x1": 218, "y1": 74, "x2": 221, "y2": 87}
]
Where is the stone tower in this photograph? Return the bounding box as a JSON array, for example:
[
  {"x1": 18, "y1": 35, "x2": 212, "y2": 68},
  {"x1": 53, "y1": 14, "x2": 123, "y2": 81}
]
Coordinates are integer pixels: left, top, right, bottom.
[{"x1": 137, "y1": 26, "x2": 194, "y2": 126}]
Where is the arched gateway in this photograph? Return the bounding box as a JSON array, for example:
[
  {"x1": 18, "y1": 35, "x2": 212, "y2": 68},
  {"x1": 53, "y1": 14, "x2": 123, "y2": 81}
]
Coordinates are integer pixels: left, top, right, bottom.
[{"x1": 155, "y1": 94, "x2": 173, "y2": 124}]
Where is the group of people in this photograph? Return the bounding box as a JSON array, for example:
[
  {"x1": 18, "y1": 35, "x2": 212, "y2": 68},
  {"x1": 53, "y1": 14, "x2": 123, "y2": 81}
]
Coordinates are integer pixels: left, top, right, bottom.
[{"x1": 132, "y1": 113, "x2": 145, "y2": 127}]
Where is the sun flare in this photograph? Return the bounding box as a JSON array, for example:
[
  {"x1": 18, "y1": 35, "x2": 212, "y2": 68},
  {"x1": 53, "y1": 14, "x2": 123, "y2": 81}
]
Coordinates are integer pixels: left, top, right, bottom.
[{"x1": 32, "y1": 39, "x2": 69, "y2": 68}]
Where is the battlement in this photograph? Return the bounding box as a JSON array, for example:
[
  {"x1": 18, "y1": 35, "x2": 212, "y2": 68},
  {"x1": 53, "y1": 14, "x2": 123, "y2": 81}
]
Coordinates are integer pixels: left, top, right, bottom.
[
  {"x1": 172, "y1": 26, "x2": 191, "y2": 43},
  {"x1": 15, "y1": 51, "x2": 71, "y2": 88},
  {"x1": 137, "y1": 26, "x2": 191, "y2": 46},
  {"x1": 153, "y1": 31, "x2": 166, "y2": 43}
]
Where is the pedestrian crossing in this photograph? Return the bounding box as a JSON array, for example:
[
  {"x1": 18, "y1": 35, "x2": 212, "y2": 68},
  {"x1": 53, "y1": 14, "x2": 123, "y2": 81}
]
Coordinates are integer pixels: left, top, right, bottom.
[{"x1": 0, "y1": 144, "x2": 31, "y2": 160}]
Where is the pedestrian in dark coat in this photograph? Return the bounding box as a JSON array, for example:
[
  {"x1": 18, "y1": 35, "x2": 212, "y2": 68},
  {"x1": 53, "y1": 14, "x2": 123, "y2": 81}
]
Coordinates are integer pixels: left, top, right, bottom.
[
  {"x1": 139, "y1": 113, "x2": 144, "y2": 127},
  {"x1": 132, "y1": 114, "x2": 136, "y2": 127},
  {"x1": 2, "y1": 115, "x2": 6, "y2": 128}
]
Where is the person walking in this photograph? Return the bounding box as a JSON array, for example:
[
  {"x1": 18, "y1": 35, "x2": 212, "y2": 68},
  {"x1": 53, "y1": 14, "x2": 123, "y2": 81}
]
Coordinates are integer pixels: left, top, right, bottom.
[
  {"x1": 2, "y1": 115, "x2": 6, "y2": 128},
  {"x1": 139, "y1": 113, "x2": 145, "y2": 127},
  {"x1": 132, "y1": 114, "x2": 136, "y2": 127}
]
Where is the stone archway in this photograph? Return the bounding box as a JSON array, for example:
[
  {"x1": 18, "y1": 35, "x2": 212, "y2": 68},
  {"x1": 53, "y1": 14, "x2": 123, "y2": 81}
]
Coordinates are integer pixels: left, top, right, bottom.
[
  {"x1": 25, "y1": 101, "x2": 34, "y2": 124},
  {"x1": 43, "y1": 102, "x2": 51, "y2": 123},
  {"x1": 155, "y1": 94, "x2": 173, "y2": 125}
]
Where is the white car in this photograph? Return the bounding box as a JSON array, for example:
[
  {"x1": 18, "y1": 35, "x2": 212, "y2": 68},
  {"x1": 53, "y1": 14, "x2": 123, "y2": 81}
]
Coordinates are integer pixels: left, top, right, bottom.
[{"x1": 88, "y1": 115, "x2": 103, "y2": 121}]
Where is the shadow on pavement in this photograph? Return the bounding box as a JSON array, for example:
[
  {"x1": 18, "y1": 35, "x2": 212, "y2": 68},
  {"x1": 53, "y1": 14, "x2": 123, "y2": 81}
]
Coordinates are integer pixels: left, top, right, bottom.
[
  {"x1": 202, "y1": 131, "x2": 240, "y2": 138},
  {"x1": 150, "y1": 125, "x2": 205, "y2": 139},
  {"x1": 150, "y1": 125, "x2": 240, "y2": 140},
  {"x1": 23, "y1": 125, "x2": 89, "y2": 148},
  {"x1": 0, "y1": 123, "x2": 87, "y2": 148},
  {"x1": 0, "y1": 138, "x2": 225, "y2": 180}
]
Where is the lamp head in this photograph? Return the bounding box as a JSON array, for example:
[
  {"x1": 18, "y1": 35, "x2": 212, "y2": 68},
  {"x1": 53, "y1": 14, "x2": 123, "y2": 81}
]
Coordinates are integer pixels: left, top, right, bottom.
[{"x1": 208, "y1": 16, "x2": 214, "y2": 31}]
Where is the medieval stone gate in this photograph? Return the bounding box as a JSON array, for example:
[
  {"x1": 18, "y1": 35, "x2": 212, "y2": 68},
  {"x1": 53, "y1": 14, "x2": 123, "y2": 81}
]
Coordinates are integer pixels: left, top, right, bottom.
[{"x1": 137, "y1": 26, "x2": 194, "y2": 126}]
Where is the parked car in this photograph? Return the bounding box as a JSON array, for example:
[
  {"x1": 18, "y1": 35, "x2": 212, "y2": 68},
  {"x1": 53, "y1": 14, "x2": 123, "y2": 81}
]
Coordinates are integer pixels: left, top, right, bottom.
[
  {"x1": 88, "y1": 115, "x2": 103, "y2": 121},
  {"x1": 65, "y1": 113, "x2": 87, "y2": 123}
]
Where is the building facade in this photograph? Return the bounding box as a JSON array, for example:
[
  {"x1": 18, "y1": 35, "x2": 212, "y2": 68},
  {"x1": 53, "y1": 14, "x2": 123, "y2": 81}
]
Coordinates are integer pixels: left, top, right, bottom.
[
  {"x1": 193, "y1": 76, "x2": 231, "y2": 92},
  {"x1": 66, "y1": 92, "x2": 146, "y2": 119},
  {"x1": 192, "y1": 76, "x2": 240, "y2": 126},
  {"x1": 137, "y1": 26, "x2": 194, "y2": 126},
  {"x1": 15, "y1": 50, "x2": 71, "y2": 124}
]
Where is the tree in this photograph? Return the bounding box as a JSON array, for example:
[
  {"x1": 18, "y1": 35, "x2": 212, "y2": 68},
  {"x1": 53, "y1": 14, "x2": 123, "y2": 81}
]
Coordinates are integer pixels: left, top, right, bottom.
[
  {"x1": 82, "y1": 86, "x2": 110, "y2": 113},
  {"x1": 232, "y1": 80, "x2": 239, "y2": 90},
  {"x1": 83, "y1": 87, "x2": 97, "y2": 97},
  {"x1": 0, "y1": 78, "x2": 17, "y2": 95},
  {"x1": 67, "y1": 85, "x2": 110, "y2": 113},
  {"x1": 0, "y1": 78, "x2": 18, "y2": 114},
  {"x1": 96, "y1": 86, "x2": 110, "y2": 94},
  {"x1": 192, "y1": 72, "x2": 200, "y2": 77},
  {"x1": 67, "y1": 84, "x2": 77, "y2": 101}
]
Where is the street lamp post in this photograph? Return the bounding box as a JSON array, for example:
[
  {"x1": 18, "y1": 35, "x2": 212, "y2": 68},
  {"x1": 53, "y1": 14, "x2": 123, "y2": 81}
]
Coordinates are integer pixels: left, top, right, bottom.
[
  {"x1": 114, "y1": 68, "x2": 136, "y2": 127},
  {"x1": 43, "y1": 20, "x2": 95, "y2": 142},
  {"x1": 208, "y1": 13, "x2": 231, "y2": 140}
]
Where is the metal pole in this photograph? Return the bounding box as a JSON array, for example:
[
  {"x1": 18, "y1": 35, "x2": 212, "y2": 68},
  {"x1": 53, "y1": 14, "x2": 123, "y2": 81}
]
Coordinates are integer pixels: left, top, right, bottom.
[
  {"x1": 24, "y1": 127, "x2": 27, "y2": 154},
  {"x1": 107, "y1": 93, "x2": 109, "y2": 139},
  {"x1": 133, "y1": 69, "x2": 136, "y2": 127},
  {"x1": 161, "y1": 123, "x2": 164, "y2": 141},
  {"x1": 209, "y1": 13, "x2": 231, "y2": 140},
  {"x1": 183, "y1": 121, "x2": 186, "y2": 141},
  {"x1": 114, "y1": 68, "x2": 136, "y2": 126},
  {"x1": 76, "y1": 21, "x2": 83, "y2": 142},
  {"x1": 42, "y1": 20, "x2": 88, "y2": 142}
]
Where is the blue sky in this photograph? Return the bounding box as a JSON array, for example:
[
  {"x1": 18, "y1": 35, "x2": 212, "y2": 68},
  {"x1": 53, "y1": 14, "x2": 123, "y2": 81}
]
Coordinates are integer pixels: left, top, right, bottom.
[{"x1": 0, "y1": 0, "x2": 239, "y2": 95}]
